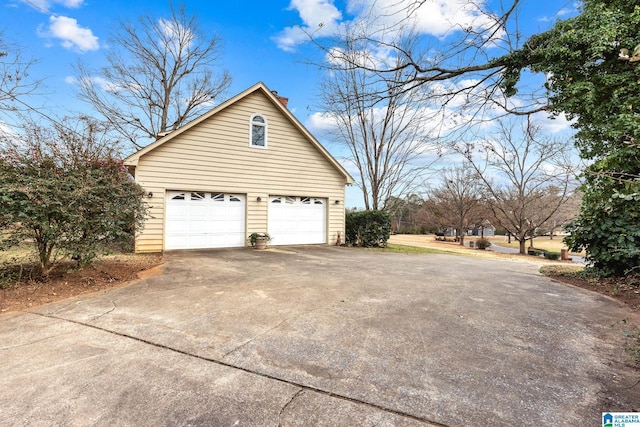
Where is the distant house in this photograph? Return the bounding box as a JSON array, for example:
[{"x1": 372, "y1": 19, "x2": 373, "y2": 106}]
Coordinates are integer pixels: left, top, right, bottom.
[
  {"x1": 124, "y1": 82, "x2": 354, "y2": 252},
  {"x1": 441, "y1": 224, "x2": 496, "y2": 238},
  {"x1": 467, "y1": 223, "x2": 496, "y2": 237}
]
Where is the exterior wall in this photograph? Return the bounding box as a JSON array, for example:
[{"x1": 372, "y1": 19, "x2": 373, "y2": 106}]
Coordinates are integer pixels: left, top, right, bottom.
[
  {"x1": 468, "y1": 227, "x2": 496, "y2": 237},
  {"x1": 132, "y1": 90, "x2": 348, "y2": 252}
]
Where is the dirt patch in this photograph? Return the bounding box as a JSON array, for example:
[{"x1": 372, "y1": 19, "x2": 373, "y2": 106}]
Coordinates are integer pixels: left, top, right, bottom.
[{"x1": 1, "y1": 253, "x2": 163, "y2": 313}]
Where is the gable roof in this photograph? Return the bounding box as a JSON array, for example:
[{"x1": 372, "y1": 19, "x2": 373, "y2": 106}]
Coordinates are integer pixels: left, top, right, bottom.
[{"x1": 124, "y1": 82, "x2": 354, "y2": 184}]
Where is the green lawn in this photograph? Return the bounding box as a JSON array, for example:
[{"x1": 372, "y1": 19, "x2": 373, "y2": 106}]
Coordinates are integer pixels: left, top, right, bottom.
[
  {"x1": 485, "y1": 236, "x2": 585, "y2": 255},
  {"x1": 378, "y1": 244, "x2": 451, "y2": 255},
  {"x1": 0, "y1": 244, "x2": 36, "y2": 264}
]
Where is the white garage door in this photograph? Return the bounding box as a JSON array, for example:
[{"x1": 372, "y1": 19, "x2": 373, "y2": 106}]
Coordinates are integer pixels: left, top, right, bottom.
[
  {"x1": 268, "y1": 196, "x2": 326, "y2": 245},
  {"x1": 165, "y1": 191, "x2": 245, "y2": 250}
]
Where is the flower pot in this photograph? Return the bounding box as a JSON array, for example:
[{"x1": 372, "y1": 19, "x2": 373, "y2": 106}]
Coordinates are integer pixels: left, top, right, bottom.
[{"x1": 254, "y1": 237, "x2": 268, "y2": 250}]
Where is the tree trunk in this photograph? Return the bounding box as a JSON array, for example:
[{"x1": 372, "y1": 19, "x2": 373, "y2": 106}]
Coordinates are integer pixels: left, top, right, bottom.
[{"x1": 519, "y1": 239, "x2": 526, "y2": 255}]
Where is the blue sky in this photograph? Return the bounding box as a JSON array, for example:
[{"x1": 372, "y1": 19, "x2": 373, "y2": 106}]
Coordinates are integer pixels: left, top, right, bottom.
[{"x1": 2, "y1": 0, "x2": 579, "y2": 207}]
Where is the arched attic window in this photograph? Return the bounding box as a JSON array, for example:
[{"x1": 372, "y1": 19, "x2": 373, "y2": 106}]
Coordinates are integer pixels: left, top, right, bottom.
[{"x1": 250, "y1": 114, "x2": 267, "y2": 148}]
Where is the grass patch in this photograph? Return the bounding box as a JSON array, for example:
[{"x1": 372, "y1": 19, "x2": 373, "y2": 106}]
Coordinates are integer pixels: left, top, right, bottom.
[
  {"x1": 378, "y1": 244, "x2": 450, "y2": 255},
  {"x1": 0, "y1": 244, "x2": 36, "y2": 264},
  {"x1": 0, "y1": 244, "x2": 38, "y2": 289},
  {"x1": 540, "y1": 264, "x2": 585, "y2": 276},
  {"x1": 488, "y1": 236, "x2": 584, "y2": 255}
]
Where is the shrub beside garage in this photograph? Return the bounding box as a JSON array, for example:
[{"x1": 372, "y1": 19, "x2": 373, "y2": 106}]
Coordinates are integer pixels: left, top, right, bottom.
[{"x1": 345, "y1": 210, "x2": 391, "y2": 248}]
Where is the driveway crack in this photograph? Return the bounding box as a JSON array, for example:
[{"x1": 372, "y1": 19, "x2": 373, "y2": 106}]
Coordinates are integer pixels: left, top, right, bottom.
[
  {"x1": 89, "y1": 300, "x2": 117, "y2": 322},
  {"x1": 278, "y1": 388, "x2": 304, "y2": 426},
  {"x1": 222, "y1": 317, "x2": 288, "y2": 359},
  {"x1": 29, "y1": 312, "x2": 447, "y2": 427}
]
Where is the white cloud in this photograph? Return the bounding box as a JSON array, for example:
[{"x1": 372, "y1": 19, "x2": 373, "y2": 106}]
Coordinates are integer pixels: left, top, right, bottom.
[
  {"x1": 20, "y1": 0, "x2": 83, "y2": 12},
  {"x1": 360, "y1": 0, "x2": 497, "y2": 38},
  {"x1": 538, "y1": 3, "x2": 579, "y2": 22},
  {"x1": 158, "y1": 17, "x2": 195, "y2": 51},
  {"x1": 92, "y1": 76, "x2": 120, "y2": 92},
  {"x1": 0, "y1": 121, "x2": 26, "y2": 151},
  {"x1": 306, "y1": 111, "x2": 338, "y2": 133},
  {"x1": 39, "y1": 15, "x2": 99, "y2": 53},
  {"x1": 275, "y1": 0, "x2": 502, "y2": 51},
  {"x1": 532, "y1": 111, "x2": 576, "y2": 134},
  {"x1": 66, "y1": 75, "x2": 122, "y2": 94},
  {"x1": 274, "y1": 0, "x2": 343, "y2": 51},
  {"x1": 0, "y1": 121, "x2": 20, "y2": 139},
  {"x1": 556, "y1": 7, "x2": 573, "y2": 17},
  {"x1": 293, "y1": 0, "x2": 342, "y2": 30},
  {"x1": 325, "y1": 45, "x2": 396, "y2": 69}
]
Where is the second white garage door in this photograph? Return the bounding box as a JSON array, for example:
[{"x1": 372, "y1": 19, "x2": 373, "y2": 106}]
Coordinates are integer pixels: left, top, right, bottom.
[
  {"x1": 268, "y1": 196, "x2": 327, "y2": 245},
  {"x1": 165, "y1": 191, "x2": 245, "y2": 250}
]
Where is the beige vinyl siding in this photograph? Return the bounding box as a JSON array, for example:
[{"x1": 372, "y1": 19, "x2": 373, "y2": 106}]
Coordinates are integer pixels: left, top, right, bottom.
[{"x1": 133, "y1": 90, "x2": 348, "y2": 252}]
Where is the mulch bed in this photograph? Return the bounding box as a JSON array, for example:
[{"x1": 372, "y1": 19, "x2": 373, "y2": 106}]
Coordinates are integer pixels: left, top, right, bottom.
[
  {"x1": 547, "y1": 271, "x2": 640, "y2": 312},
  {"x1": 1, "y1": 254, "x2": 163, "y2": 313}
]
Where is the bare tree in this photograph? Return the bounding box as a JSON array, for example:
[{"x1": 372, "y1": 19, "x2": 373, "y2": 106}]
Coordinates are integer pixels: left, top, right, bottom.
[
  {"x1": 539, "y1": 188, "x2": 581, "y2": 239},
  {"x1": 421, "y1": 197, "x2": 453, "y2": 237},
  {"x1": 307, "y1": 0, "x2": 544, "y2": 117},
  {"x1": 0, "y1": 32, "x2": 41, "y2": 113},
  {"x1": 427, "y1": 166, "x2": 484, "y2": 246},
  {"x1": 457, "y1": 116, "x2": 577, "y2": 254},
  {"x1": 386, "y1": 193, "x2": 426, "y2": 233},
  {"x1": 385, "y1": 195, "x2": 409, "y2": 233},
  {"x1": 319, "y1": 47, "x2": 438, "y2": 210},
  {"x1": 76, "y1": 5, "x2": 231, "y2": 150}
]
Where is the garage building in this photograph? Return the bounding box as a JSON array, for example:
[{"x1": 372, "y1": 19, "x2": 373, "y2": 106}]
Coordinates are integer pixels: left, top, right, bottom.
[{"x1": 124, "y1": 82, "x2": 354, "y2": 252}]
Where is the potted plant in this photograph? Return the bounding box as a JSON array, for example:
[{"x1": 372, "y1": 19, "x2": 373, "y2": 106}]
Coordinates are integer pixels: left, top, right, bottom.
[{"x1": 248, "y1": 232, "x2": 272, "y2": 250}]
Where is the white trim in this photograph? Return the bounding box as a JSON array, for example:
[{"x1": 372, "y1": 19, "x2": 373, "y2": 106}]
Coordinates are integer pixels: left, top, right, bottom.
[{"x1": 249, "y1": 113, "x2": 268, "y2": 149}]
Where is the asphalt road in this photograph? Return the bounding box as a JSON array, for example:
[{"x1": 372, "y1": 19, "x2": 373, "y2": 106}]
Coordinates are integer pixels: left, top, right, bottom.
[{"x1": 1, "y1": 246, "x2": 638, "y2": 426}]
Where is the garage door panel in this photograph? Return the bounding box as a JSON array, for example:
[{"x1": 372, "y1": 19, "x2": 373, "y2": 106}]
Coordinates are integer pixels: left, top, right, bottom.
[
  {"x1": 268, "y1": 196, "x2": 326, "y2": 245},
  {"x1": 208, "y1": 233, "x2": 243, "y2": 247},
  {"x1": 166, "y1": 192, "x2": 246, "y2": 250},
  {"x1": 189, "y1": 220, "x2": 209, "y2": 233},
  {"x1": 189, "y1": 206, "x2": 208, "y2": 218},
  {"x1": 188, "y1": 234, "x2": 208, "y2": 248},
  {"x1": 165, "y1": 221, "x2": 187, "y2": 234}
]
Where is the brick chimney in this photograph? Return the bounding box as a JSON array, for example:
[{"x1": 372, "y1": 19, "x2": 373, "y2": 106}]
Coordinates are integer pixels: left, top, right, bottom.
[{"x1": 271, "y1": 90, "x2": 289, "y2": 108}]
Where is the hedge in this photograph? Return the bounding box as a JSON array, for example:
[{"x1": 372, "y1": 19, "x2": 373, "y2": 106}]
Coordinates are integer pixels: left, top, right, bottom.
[
  {"x1": 345, "y1": 210, "x2": 391, "y2": 247},
  {"x1": 544, "y1": 251, "x2": 561, "y2": 260}
]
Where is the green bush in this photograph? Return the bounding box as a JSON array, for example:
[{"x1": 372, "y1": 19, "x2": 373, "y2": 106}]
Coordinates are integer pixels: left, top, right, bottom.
[
  {"x1": 544, "y1": 251, "x2": 561, "y2": 260},
  {"x1": 475, "y1": 238, "x2": 492, "y2": 250},
  {"x1": 345, "y1": 210, "x2": 391, "y2": 247},
  {"x1": 0, "y1": 117, "x2": 148, "y2": 276},
  {"x1": 528, "y1": 248, "x2": 543, "y2": 256},
  {"x1": 565, "y1": 184, "x2": 640, "y2": 276}
]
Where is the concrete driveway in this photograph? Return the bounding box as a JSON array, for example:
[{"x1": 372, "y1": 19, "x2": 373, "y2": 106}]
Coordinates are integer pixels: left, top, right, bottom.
[{"x1": 1, "y1": 246, "x2": 638, "y2": 426}]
